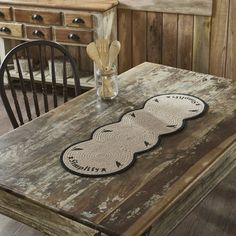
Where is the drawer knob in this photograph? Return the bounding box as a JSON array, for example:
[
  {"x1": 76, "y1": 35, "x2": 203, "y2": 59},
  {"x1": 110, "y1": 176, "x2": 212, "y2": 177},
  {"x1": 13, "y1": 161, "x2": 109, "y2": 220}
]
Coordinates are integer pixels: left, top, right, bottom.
[
  {"x1": 72, "y1": 17, "x2": 85, "y2": 24},
  {"x1": 68, "y1": 33, "x2": 80, "y2": 41},
  {"x1": 0, "y1": 11, "x2": 5, "y2": 18},
  {"x1": 32, "y1": 30, "x2": 44, "y2": 38},
  {"x1": 0, "y1": 27, "x2": 11, "y2": 34},
  {"x1": 32, "y1": 14, "x2": 43, "y2": 21}
]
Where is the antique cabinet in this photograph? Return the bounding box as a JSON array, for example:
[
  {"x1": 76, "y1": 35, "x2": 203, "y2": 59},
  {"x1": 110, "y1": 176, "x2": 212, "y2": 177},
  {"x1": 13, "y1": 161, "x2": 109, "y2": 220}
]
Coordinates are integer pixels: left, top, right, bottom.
[{"x1": 0, "y1": 0, "x2": 118, "y2": 88}]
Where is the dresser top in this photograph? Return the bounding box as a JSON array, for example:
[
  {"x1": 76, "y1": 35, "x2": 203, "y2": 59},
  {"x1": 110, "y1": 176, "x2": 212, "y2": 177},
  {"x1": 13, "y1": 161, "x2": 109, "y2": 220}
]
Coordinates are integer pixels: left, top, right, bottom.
[{"x1": 0, "y1": 0, "x2": 119, "y2": 12}]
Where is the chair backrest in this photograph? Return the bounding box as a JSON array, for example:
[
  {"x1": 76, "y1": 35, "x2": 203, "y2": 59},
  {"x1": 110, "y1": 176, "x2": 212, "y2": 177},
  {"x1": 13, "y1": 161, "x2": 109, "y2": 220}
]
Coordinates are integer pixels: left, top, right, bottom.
[{"x1": 0, "y1": 40, "x2": 82, "y2": 129}]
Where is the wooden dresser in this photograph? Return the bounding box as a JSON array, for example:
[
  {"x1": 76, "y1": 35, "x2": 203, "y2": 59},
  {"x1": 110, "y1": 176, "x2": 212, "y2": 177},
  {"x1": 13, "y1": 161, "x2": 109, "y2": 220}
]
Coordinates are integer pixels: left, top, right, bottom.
[{"x1": 0, "y1": 0, "x2": 118, "y2": 88}]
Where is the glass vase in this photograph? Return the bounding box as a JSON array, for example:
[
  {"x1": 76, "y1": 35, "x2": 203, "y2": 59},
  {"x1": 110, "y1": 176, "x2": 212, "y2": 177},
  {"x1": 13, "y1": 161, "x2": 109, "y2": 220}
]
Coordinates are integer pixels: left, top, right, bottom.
[{"x1": 95, "y1": 65, "x2": 118, "y2": 100}]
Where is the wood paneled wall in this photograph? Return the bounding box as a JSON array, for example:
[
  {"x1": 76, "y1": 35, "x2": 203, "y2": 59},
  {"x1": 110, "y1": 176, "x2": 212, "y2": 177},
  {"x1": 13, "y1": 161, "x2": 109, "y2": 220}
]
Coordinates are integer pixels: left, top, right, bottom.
[
  {"x1": 118, "y1": 0, "x2": 213, "y2": 16},
  {"x1": 118, "y1": 0, "x2": 236, "y2": 80}
]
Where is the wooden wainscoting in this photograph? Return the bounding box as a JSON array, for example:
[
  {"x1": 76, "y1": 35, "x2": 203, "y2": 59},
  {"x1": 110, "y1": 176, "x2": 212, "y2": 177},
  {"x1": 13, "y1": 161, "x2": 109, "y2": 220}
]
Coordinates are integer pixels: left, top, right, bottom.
[{"x1": 118, "y1": 0, "x2": 235, "y2": 81}]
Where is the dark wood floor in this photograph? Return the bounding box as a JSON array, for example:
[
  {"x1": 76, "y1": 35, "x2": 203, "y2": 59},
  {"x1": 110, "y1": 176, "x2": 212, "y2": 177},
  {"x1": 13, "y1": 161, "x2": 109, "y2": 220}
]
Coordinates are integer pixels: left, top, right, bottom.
[
  {"x1": 0, "y1": 88, "x2": 235, "y2": 236},
  {"x1": 169, "y1": 168, "x2": 236, "y2": 236}
]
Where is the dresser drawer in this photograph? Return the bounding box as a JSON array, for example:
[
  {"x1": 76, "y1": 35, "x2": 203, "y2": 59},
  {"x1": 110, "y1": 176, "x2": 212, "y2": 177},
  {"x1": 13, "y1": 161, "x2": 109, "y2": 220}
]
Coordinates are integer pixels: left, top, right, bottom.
[
  {"x1": 0, "y1": 22, "x2": 22, "y2": 37},
  {"x1": 55, "y1": 29, "x2": 92, "y2": 44},
  {"x1": 0, "y1": 6, "x2": 12, "y2": 21},
  {"x1": 26, "y1": 26, "x2": 52, "y2": 40},
  {"x1": 15, "y1": 9, "x2": 62, "y2": 26},
  {"x1": 64, "y1": 13, "x2": 93, "y2": 29}
]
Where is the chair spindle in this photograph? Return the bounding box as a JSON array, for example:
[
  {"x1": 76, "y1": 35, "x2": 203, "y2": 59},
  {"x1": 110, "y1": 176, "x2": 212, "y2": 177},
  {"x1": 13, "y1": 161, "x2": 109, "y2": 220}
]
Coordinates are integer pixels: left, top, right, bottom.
[
  {"x1": 26, "y1": 47, "x2": 40, "y2": 117},
  {"x1": 50, "y1": 47, "x2": 57, "y2": 108},
  {"x1": 6, "y1": 67, "x2": 24, "y2": 126},
  {"x1": 15, "y1": 52, "x2": 32, "y2": 122},
  {"x1": 63, "y1": 54, "x2": 68, "y2": 103},
  {"x1": 39, "y1": 45, "x2": 49, "y2": 112}
]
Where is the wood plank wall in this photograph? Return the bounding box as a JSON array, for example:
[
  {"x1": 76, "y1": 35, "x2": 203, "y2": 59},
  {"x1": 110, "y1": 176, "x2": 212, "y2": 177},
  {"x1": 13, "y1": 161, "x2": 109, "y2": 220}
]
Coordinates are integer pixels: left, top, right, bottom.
[{"x1": 118, "y1": 0, "x2": 236, "y2": 80}]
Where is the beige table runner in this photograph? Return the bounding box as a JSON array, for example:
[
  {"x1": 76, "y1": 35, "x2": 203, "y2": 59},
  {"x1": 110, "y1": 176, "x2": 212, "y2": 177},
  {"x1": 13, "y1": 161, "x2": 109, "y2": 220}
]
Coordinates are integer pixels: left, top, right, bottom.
[{"x1": 61, "y1": 94, "x2": 207, "y2": 177}]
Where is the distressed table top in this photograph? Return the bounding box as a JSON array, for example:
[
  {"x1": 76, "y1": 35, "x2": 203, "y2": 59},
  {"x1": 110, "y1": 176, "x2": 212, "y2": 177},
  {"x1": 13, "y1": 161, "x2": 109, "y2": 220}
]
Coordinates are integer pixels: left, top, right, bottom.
[{"x1": 0, "y1": 62, "x2": 236, "y2": 236}]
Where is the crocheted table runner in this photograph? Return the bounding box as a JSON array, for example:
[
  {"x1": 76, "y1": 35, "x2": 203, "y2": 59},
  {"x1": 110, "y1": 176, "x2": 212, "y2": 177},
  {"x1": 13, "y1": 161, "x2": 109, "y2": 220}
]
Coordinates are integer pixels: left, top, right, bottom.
[{"x1": 61, "y1": 94, "x2": 207, "y2": 177}]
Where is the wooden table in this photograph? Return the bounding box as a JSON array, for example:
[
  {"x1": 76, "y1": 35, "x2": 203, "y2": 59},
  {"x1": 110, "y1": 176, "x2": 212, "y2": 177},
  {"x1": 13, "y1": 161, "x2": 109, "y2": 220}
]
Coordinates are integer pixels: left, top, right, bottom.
[{"x1": 0, "y1": 62, "x2": 236, "y2": 236}]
